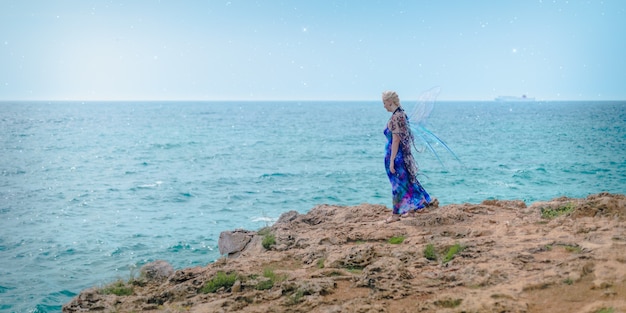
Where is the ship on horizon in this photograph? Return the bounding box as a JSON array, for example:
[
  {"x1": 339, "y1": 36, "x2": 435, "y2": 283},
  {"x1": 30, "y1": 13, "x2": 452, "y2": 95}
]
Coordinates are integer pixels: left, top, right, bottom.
[{"x1": 494, "y1": 95, "x2": 535, "y2": 102}]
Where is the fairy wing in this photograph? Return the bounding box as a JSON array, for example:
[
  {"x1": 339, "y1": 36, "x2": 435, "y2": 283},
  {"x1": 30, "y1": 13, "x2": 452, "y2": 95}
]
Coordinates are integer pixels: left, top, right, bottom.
[
  {"x1": 407, "y1": 86, "x2": 461, "y2": 167},
  {"x1": 409, "y1": 86, "x2": 440, "y2": 126}
]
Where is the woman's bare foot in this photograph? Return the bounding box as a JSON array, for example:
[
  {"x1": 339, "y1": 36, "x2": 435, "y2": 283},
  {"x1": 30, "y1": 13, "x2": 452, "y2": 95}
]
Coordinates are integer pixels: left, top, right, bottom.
[
  {"x1": 427, "y1": 198, "x2": 439, "y2": 208},
  {"x1": 385, "y1": 214, "x2": 401, "y2": 223},
  {"x1": 401, "y1": 211, "x2": 415, "y2": 218}
]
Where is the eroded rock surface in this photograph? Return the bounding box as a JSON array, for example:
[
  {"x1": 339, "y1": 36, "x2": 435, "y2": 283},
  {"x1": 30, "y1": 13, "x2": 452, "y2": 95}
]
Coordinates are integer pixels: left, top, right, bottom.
[
  {"x1": 64, "y1": 193, "x2": 626, "y2": 313},
  {"x1": 218, "y1": 229, "x2": 256, "y2": 257}
]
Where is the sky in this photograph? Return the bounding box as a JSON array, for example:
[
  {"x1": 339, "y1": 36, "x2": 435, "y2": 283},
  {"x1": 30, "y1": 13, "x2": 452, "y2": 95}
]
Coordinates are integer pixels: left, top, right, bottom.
[{"x1": 1, "y1": 0, "x2": 625, "y2": 101}]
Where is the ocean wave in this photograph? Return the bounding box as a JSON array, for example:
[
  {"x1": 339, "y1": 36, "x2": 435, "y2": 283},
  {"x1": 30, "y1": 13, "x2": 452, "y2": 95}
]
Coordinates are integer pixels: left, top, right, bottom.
[
  {"x1": 251, "y1": 216, "x2": 277, "y2": 224},
  {"x1": 258, "y1": 172, "x2": 296, "y2": 180},
  {"x1": 133, "y1": 181, "x2": 164, "y2": 189}
]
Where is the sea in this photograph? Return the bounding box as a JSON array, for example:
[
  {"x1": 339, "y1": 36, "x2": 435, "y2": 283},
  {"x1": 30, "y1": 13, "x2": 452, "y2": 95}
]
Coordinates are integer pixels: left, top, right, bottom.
[{"x1": 1, "y1": 100, "x2": 625, "y2": 312}]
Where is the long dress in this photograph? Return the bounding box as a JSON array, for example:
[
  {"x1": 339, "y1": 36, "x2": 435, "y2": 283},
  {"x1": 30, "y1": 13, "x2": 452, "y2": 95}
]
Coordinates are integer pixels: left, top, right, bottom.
[{"x1": 384, "y1": 108, "x2": 431, "y2": 215}]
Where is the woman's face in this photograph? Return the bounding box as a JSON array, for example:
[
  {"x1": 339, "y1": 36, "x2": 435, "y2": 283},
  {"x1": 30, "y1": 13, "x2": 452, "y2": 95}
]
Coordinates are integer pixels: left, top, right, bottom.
[{"x1": 383, "y1": 98, "x2": 395, "y2": 112}]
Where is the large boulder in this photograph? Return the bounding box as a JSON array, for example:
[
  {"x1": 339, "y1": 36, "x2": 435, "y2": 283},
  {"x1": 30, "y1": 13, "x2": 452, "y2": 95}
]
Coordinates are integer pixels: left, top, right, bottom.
[{"x1": 218, "y1": 229, "x2": 255, "y2": 257}]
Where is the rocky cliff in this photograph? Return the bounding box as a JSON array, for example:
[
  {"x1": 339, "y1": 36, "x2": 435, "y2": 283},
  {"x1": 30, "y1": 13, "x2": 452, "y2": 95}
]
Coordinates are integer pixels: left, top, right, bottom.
[{"x1": 63, "y1": 193, "x2": 626, "y2": 312}]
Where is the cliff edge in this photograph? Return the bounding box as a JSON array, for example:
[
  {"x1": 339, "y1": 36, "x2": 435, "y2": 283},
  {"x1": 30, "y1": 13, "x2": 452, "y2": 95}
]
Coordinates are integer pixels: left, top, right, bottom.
[{"x1": 64, "y1": 193, "x2": 626, "y2": 313}]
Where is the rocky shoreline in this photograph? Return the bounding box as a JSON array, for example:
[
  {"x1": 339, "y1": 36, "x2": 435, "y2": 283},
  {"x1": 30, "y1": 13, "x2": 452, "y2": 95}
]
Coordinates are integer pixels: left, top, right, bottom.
[{"x1": 63, "y1": 193, "x2": 626, "y2": 312}]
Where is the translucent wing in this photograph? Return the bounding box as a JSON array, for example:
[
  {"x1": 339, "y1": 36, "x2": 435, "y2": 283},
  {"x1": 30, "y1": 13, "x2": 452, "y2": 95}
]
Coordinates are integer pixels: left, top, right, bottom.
[
  {"x1": 408, "y1": 86, "x2": 440, "y2": 125},
  {"x1": 407, "y1": 86, "x2": 461, "y2": 167}
]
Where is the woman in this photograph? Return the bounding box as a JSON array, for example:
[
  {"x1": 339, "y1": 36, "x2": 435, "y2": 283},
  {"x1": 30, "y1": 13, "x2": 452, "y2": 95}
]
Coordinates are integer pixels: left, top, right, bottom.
[{"x1": 382, "y1": 91, "x2": 432, "y2": 223}]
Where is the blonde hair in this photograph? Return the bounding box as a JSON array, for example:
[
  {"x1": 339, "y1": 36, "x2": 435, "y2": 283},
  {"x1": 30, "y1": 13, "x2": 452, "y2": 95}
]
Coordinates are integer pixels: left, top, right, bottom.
[{"x1": 382, "y1": 91, "x2": 400, "y2": 107}]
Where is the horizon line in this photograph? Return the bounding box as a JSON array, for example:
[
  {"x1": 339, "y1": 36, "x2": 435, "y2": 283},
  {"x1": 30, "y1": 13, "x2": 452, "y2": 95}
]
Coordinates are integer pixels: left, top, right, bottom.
[{"x1": 1, "y1": 98, "x2": 625, "y2": 102}]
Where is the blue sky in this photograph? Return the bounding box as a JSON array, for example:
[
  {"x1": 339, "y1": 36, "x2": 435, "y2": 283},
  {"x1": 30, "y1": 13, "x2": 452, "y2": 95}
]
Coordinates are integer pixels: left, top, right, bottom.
[{"x1": 1, "y1": 0, "x2": 624, "y2": 101}]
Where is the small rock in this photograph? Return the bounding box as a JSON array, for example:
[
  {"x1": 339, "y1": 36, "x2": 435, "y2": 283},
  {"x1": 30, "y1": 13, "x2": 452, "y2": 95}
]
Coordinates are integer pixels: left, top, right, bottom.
[
  {"x1": 140, "y1": 260, "x2": 174, "y2": 282},
  {"x1": 232, "y1": 280, "x2": 242, "y2": 293},
  {"x1": 591, "y1": 279, "x2": 612, "y2": 290}
]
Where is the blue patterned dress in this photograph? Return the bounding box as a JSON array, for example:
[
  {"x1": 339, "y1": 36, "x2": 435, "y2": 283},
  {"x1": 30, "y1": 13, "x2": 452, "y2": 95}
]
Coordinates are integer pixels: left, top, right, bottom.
[{"x1": 384, "y1": 108, "x2": 431, "y2": 215}]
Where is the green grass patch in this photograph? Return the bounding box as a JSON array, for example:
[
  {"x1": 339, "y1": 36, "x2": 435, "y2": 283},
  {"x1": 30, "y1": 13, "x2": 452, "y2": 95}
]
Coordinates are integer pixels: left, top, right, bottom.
[
  {"x1": 255, "y1": 279, "x2": 274, "y2": 290},
  {"x1": 563, "y1": 245, "x2": 582, "y2": 253},
  {"x1": 286, "y1": 289, "x2": 305, "y2": 306},
  {"x1": 255, "y1": 268, "x2": 287, "y2": 290},
  {"x1": 100, "y1": 279, "x2": 133, "y2": 296},
  {"x1": 201, "y1": 271, "x2": 238, "y2": 293},
  {"x1": 346, "y1": 266, "x2": 364, "y2": 274},
  {"x1": 423, "y1": 243, "x2": 437, "y2": 261},
  {"x1": 99, "y1": 267, "x2": 138, "y2": 296},
  {"x1": 434, "y1": 298, "x2": 462, "y2": 308},
  {"x1": 316, "y1": 258, "x2": 325, "y2": 269},
  {"x1": 443, "y1": 243, "x2": 464, "y2": 264},
  {"x1": 388, "y1": 236, "x2": 405, "y2": 244},
  {"x1": 540, "y1": 203, "x2": 575, "y2": 219},
  {"x1": 258, "y1": 226, "x2": 276, "y2": 250},
  {"x1": 262, "y1": 268, "x2": 277, "y2": 281},
  {"x1": 262, "y1": 233, "x2": 276, "y2": 249},
  {"x1": 595, "y1": 308, "x2": 614, "y2": 313}
]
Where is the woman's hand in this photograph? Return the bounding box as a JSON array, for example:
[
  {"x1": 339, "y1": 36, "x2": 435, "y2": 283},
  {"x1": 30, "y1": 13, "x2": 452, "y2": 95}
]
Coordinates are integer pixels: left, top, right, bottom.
[{"x1": 390, "y1": 163, "x2": 396, "y2": 174}]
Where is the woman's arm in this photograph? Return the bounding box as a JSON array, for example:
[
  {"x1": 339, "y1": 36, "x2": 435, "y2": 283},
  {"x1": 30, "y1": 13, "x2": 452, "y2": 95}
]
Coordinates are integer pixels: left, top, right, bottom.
[{"x1": 390, "y1": 133, "x2": 400, "y2": 174}]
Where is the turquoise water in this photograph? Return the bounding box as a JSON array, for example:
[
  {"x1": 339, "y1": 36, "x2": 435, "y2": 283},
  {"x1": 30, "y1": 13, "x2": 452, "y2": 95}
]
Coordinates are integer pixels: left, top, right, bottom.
[{"x1": 1, "y1": 100, "x2": 625, "y2": 312}]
